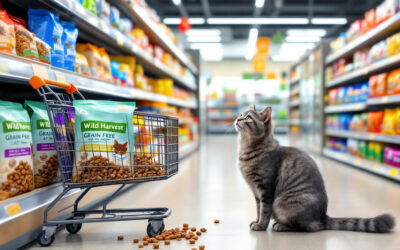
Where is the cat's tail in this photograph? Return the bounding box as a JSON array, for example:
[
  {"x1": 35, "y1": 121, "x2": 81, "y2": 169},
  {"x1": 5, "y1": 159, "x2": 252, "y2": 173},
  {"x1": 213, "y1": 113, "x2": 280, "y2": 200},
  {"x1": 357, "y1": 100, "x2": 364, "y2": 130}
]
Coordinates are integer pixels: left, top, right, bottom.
[{"x1": 325, "y1": 214, "x2": 395, "y2": 233}]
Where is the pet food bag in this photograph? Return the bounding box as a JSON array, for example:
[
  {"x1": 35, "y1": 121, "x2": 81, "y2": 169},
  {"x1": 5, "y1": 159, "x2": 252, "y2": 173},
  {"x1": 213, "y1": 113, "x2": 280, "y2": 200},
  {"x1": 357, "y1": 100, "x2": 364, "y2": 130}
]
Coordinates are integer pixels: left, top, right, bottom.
[
  {"x1": 0, "y1": 10, "x2": 15, "y2": 54},
  {"x1": 75, "y1": 52, "x2": 90, "y2": 76},
  {"x1": 25, "y1": 101, "x2": 59, "y2": 188},
  {"x1": 77, "y1": 43, "x2": 103, "y2": 78},
  {"x1": 73, "y1": 100, "x2": 135, "y2": 169},
  {"x1": 60, "y1": 21, "x2": 78, "y2": 72},
  {"x1": 28, "y1": 9, "x2": 64, "y2": 68},
  {"x1": 9, "y1": 14, "x2": 39, "y2": 60},
  {"x1": 35, "y1": 37, "x2": 51, "y2": 64},
  {"x1": 0, "y1": 101, "x2": 34, "y2": 200}
]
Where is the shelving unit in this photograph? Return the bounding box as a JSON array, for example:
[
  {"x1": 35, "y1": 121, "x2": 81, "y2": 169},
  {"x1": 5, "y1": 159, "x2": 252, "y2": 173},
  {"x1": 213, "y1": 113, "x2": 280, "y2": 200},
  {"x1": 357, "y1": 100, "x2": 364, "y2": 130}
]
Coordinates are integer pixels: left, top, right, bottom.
[
  {"x1": 323, "y1": 148, "x2": 400, "y2": 181},
  {"x1": 0, "y1": 0, "x2": 201, "y2": 248},
  {"x1": 323, "y1": 10, "x2": 400, "y2": 182}
]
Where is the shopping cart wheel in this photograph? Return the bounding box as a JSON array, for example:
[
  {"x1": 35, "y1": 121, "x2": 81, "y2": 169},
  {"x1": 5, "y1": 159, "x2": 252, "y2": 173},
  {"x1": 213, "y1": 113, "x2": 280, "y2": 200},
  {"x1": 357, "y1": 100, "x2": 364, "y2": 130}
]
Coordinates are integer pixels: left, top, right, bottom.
[
  {"x1": 66, "y1": 223, "x2": 82, "y2": 234},
  {"x1": 37, "y1": 231, "x2": 55, "y2": 247},
  {"x1": 147, "y1": 220, "x2": 165, "y2": 237}
]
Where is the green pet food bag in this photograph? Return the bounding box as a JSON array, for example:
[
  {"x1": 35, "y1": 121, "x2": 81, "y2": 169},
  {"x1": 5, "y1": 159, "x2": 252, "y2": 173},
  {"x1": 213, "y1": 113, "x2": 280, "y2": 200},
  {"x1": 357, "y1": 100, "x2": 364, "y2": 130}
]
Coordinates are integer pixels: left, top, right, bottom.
[{"x1": 73, "y1": 100, "x2": 135, "y2": 169}]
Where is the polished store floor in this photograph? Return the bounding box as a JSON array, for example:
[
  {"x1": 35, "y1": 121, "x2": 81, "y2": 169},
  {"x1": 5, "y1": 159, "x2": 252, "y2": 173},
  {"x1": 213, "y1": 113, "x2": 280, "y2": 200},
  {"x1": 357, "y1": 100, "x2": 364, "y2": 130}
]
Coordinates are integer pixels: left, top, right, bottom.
[{"x1": 24, "y1": 135, "x2": 400, "y2": 250}]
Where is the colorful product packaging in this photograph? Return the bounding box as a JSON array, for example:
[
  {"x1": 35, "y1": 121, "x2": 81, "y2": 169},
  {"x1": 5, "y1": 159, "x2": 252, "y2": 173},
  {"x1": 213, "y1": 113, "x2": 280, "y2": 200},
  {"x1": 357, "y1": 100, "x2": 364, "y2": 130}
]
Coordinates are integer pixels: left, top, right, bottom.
[
  {"x1": 9, "y1": 14, "x2": 39, "y2": 60},
  {"x1": 60, "y1": 21, "x2": 78, "y2": 72},
  {"x1": 0, "y1": 9, "x2": 16, "y2": 54}
]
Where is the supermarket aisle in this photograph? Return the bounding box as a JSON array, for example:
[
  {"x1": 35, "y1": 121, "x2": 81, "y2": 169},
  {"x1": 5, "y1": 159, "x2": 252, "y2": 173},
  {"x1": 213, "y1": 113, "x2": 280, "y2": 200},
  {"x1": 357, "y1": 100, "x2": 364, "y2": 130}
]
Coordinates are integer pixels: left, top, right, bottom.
[{"x1": 25, "y1": 135, "x2": 400, "y2": 250}]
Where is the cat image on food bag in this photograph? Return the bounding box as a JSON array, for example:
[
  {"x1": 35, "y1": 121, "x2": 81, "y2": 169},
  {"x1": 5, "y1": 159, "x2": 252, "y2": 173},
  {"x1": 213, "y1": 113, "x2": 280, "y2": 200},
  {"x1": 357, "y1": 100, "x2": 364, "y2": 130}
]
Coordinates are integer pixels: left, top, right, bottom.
[{"x1": 113, "y1": 140, "x2": 128, "y2": 161}]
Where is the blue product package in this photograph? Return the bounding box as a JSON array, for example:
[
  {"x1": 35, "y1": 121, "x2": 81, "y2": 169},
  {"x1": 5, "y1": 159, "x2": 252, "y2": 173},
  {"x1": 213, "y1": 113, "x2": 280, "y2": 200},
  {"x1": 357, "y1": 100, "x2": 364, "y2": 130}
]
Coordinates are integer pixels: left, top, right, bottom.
[
  {"x1": 110, "y1": 61, "x2": 120, "y2": 84},
  {"x1": 359, "y1": 82, "x2": 369, "y2": 102},
  {"x1": 60, "y1": 21, "x2": 79, "y2": 72},
  {"x1": 28, "y1": 9, "x2": 64, "y2": 68}
]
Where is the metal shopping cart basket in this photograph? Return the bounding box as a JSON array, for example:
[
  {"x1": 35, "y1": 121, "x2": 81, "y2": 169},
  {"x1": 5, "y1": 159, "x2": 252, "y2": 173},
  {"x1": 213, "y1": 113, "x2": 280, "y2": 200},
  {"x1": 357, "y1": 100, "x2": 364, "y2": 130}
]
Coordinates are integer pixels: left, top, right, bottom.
[{"x1": 29, "y1": 76, "x2": 178, "y2": 247}]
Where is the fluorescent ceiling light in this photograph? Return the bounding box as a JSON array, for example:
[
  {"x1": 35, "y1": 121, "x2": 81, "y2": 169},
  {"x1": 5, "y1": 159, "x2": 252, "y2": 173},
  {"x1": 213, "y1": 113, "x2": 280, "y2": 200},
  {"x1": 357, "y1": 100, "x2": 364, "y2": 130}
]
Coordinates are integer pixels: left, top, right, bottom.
[
  {"x1": 245, "y1": 28, "x2": 259, "y2": 60},
  {"x1": 171, "y1": 0, "x2": 181, "y2": 6},
  {"x1": 280, "y1": 42, "x2": 315, "y2": 49},
  {"x1": 186, "y1": 29, "x2": 221, "y2": 36},
  {"x1": 285, "y1": 36, "x2": 321, "y2": 43},
  {"x1": 187, "y1": 36, "x2": 222, "y2": 42},
  {"x1": 207, "y1": 17, "x2": 309, "y2": 25},
  {"x1": 163, "y1": 17, "x2": 205, "y2": 25},
  {"x1": 286, "y1": 29, "x2": 326, "y2": 37},
  {"x1": 271, "y1": 54, "x2": 300, "y2": 62},
  {"x1": 311, "y1": 18, "x2": 347, "y2": 25},
  {"x1": 255, "y1": 0, "x2": 265, "y2": 8}
]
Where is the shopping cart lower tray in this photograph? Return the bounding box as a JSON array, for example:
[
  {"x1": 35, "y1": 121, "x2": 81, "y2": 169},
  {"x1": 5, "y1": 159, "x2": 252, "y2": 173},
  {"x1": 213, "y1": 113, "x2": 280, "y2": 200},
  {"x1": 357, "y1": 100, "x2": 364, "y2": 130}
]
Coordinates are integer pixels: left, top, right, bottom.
[{"x1": 29, "y1": 76, "x2": 179, "y2": 247}]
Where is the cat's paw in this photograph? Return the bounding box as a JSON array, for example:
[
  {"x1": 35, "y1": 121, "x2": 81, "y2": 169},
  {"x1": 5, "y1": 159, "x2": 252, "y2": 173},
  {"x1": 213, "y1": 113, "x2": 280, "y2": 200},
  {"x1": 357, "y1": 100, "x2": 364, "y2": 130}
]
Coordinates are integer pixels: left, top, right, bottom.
[
  {"x1": 250, "y1": 221, "x2": 258, "y2": 228},
  {"x1": 250, "y1": 222, "x2": 267, "y2": 231},
  {"x1": 273, "y1": 222, "x2": 292, "y2": 232}
]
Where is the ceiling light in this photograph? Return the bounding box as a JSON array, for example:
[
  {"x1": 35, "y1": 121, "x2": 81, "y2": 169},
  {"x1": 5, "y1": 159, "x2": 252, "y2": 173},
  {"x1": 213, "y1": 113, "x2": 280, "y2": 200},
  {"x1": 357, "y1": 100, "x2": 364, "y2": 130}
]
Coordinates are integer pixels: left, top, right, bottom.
[
  {"x1": 280, "y1": 42, "x2": 315, "y2": 49},
  {"x1": 286, "y1": 29, "x2": 326, "y2": 37},
  {"x1": 271, "y1": 54, "x2": 300, "y2": 62},
  {"x1": 285, "y1": 36, "x2": 321, "y2": 43},
  {"x1": 171, "y1": 0, "x2": 181, "y2": 6},
  {"x1": 311, "y1": 18, "x2": 347, "y2": 25},
  {"x1": 186, "y1": 29, "x2": 221, "y2": 36},
  {"x1": 207, "y1": 17, "x2": 309, "y2": 25},
  {"x1": 245, "y1": 28, "x2": 258, "y2": 60},
  {"x1": 163, "y1": 17, "x2": 205, "y2": 25},
  {"x1": 255, "y1": 0, "x2": 265, "y2": 8},
  {"x1": 187, "y1": 36, "x2": 222, "y2": 42}
]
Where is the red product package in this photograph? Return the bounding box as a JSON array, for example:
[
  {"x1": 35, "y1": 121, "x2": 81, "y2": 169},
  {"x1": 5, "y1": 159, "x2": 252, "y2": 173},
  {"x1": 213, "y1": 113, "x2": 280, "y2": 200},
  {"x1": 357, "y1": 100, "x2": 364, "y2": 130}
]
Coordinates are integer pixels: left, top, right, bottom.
[
  {"x1": 0, "y1": 9, "x2": 15, "y2": 54},
  {"x1": 368, "y1": 111, "x2": 384, "y2": 133},
  {"x1": 376, "y1": 73, "x2": 388, "y2": 97},
  {"x1": 369, "y1": 75, "x2": 378, "y2": 97},
  {"x1": 8, "y1": 14, "x2": 39, "y2": 60},
  {"x1": 387, "y1": 69, "x2": 400, "y2": 95}
]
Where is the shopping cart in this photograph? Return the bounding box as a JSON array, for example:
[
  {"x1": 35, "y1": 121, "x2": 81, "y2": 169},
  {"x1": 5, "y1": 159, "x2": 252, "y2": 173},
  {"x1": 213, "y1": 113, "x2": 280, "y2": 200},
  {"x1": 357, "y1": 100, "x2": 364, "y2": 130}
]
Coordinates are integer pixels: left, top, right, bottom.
[{"x1": 29, "y1": 76, "x2": 179, "y2": 247}]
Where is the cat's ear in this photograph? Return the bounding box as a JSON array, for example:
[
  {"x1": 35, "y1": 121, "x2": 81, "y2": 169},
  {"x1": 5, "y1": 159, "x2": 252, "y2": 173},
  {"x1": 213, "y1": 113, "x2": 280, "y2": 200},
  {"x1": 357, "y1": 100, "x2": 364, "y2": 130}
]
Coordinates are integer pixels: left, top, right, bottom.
[
  {"x1": 123, "y1": 142, "x2": 128, "y2": 146},
  {"x1": 260, "y1": 106, "x2": 272, "y2": 123},
  {"x1": 114, "y1": 139, "x2": 118, "y2": 144},
  {"x1": 249, "y1": 104, "x2": 256, "y2": 111}
]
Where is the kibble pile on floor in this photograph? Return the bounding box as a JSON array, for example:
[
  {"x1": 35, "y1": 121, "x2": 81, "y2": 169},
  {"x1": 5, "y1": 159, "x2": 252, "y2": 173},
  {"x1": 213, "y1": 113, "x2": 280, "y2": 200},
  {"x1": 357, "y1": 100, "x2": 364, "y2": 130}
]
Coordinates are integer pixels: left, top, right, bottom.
[{"x1": 117, "y1": 220, "x2": 220, "y2": 249}]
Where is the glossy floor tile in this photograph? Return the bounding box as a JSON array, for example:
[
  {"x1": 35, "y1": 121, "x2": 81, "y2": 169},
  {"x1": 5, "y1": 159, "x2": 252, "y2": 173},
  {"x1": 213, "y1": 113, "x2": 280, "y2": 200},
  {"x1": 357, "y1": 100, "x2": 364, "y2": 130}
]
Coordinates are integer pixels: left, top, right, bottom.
[{"x1": 23, "y1": 135, "x2": 400, "y2": 250}]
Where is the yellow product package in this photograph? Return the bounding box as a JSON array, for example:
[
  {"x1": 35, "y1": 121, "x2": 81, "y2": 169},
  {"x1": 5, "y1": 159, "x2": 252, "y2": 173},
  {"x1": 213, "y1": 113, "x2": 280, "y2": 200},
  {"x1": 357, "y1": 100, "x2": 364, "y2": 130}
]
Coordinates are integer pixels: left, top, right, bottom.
[
  {"x1": 98, "y1": 47, "x2": 112, "y2": 82},
  {"x1": 76, "y1": 43, "x2": 104, "y2": 78},
  {"x1": 382, "y1": 108, "x2": 397, "y2": 135}
]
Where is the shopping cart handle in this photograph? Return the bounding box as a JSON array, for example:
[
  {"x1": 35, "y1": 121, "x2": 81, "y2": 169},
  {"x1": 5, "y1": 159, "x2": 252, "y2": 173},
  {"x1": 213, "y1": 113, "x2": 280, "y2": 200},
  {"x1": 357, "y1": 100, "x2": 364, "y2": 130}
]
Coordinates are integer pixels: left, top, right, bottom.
[{"x1": 29, "y1": 75, "x2": 78, "y2": 94}]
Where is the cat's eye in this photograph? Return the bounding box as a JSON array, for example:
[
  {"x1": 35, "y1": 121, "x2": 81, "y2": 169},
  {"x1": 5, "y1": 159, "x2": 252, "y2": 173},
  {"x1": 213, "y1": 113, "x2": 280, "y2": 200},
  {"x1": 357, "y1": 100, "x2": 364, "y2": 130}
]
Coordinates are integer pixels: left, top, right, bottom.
[
  {"x1": 240, "y1": 113, "x2": 243, "y2": 117},
  {"x1": 245, "y1": 116, "x2": 252, "y2": 121}
]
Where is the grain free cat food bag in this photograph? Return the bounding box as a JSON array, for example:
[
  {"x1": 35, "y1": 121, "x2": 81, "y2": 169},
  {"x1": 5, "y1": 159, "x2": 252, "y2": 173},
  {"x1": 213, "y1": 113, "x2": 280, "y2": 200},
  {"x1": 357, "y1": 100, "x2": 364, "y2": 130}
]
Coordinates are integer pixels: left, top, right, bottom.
[
  {"x1": 73, "y1": 100, "x2": 135, "y2": 171},
  {"x1": 0, "y1": 101, "x2": 34, "y2": 200},
  {"x1": 25, "y1": 101, "x2": 59, "y2": 188}
]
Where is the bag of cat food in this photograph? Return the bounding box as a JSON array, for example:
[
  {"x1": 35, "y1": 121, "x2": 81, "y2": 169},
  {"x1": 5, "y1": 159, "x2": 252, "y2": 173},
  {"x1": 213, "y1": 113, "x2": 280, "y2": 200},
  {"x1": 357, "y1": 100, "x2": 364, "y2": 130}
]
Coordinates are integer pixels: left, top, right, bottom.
[
  {"x1": 73, "y1": 101, "x2": 135, "y2": 180},
  {"x1": 8, "y1": 14, "x2": 39, "y2": 60},
  {"x1": 0, "y1": 101, "x2": 34, "y2": 200},
  {"x1": 28, "y1": 9, "x2": 64, "y2": 68},
  {"x1": 0, "y1": 9, "x2": 15, "y2": 54},
  {"x1": 25, "y1": 101, "x2": 59, "y2": 188},
  {"x1": 98, "y1": 47, "x2": 112, "y2": 82},
  {"x1": 60, "y1": 21, "x2": 78, "y2": 72},
  {"x1": 76, "y1": 43, "x2": 103, "y2": 78},
  {"x1": 34, "y1": 37, "x2": 51, "y2": 64},
  {"x1": 75, "y1": 52, "x2": 90, "y2": 76}
]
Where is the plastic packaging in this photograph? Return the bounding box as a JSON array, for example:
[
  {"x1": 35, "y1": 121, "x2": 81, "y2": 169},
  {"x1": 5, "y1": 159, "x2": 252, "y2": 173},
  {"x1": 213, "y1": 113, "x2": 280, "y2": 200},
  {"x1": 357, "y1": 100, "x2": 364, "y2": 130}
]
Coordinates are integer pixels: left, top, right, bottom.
[
  {"x1": 0, "y1": 9, "x2": 15, "y2": 54},
  {"x1": 9, "y1": 14, "x2": 39, "y2": 60},
  {"x1": 387, "y1": 68, "x2": 400, "y2": 95},
  {"x1": 75, "y1": 52, "x2": 90, "y2": 75},
  {"x1": 60, "y1": 21, "x2": 78, "y2": 71}
]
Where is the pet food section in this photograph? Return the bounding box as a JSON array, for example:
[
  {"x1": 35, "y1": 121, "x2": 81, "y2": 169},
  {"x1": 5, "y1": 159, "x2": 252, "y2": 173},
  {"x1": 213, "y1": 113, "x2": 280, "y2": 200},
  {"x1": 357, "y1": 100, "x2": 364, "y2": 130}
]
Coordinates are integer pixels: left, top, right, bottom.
[
  {"x1": 0, "y1": 0, "x2": 199, "y2": 248},
  {"x1": 289, "y1": 0, "x2": 400, "y2": 182}
]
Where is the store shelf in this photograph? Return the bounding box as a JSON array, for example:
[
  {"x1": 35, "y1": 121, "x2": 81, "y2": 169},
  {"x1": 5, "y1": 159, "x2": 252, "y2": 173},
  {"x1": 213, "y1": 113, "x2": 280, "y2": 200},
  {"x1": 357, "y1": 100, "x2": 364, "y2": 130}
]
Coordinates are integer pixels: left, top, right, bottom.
[
  {"x1": 324, "y1": 102, "x2": 367, "y2": 113},
  {"x1": 208, "y1": 114, "x2": 237, "y2": 120},
  {"x1": 0, "y1": 53, "x2": 197, "y2": 109},
  {"x1": 325, "y1": 13, "x2": 400, "y2": 65},
  {"x1": 109, "y1": 0, "x2": 198, "y2": 74},
  {"x1": 289, "y1": 120, "x2": 300, "y2": 126},
  {"x1": 326, "y1": 129, "x2": 400, "y2": 144},
  {"x1": 36, "y1": 0, "x2": 196, "y2": 90},
  {"x1": 367, "y1": 94, "x2": 400, "y2": 105},
  {"x1": 290, "y1": 87, "x2": 300, "y2": 96},
  {"x1": 326, "y1": 55, "x2": 400, "y2": 88},
  {"x1": 290, "y1": 79, "x2": 300, "y2": 85},
  {"x1": 290, "y1": 100, "x2": 300, "y2": 108},
  {"x1": 323, "y1": 148, "x2": 400, "y2": 181},
  {"x1": 179, "y1": 141, "x2": 199, "y2": 158}
]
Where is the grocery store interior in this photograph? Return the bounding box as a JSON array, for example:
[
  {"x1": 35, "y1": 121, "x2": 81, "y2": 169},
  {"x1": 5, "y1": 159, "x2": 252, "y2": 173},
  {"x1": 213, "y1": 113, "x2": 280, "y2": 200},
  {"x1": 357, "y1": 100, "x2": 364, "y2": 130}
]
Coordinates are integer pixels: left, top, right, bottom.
[{"x1": 1, "y1": 0, "x2": 400, "y2": 249}]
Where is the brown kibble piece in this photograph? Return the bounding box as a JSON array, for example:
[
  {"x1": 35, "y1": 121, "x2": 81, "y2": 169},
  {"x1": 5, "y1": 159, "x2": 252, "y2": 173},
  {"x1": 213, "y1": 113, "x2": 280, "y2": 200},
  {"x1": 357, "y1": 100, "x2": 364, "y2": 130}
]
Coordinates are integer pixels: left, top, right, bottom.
[
  {"x1": 192, "y1": 236, "x2": 198, "y2": 240},
  {"x1": 214, "y1": 219, "x2": 220, "y2": 224},
  {"x1": 133, "y1": 238, "x2": 139, "y2": 243},
  {"x1": 143, "y1": 241, "x2": 149, "y2": 246},
  {"x1": 138, "y1": 244, "x2": 143, "y2": 248},
  {"x1": 200, "y1": 228, "x2": 207, "y2": 232},
  {"x1": 196, "y1": 231, "x2": 202, "y2": 236},
  {"x1": 191, "y1": 248, "x2": 197, "y2": 250},
  {"x1": 165, "y1": 240, "x2": 170, "y2": 245},
  {"x1": 156, "y1": 235, "x2": 162, "y2": 240},
  {"x1": 189, "y1": 239, "x2": 195, "y2": 244},
  {"x1": 191, "y1": 227, "x2": 196, "y2": 231},
  {"x1": 199, "y1": 245, "x2": 205, "y2": 250},
  {"x1": 185, "y1": 234, "x2": 191, "y2": 240},
  {"x1": 153, "y1": 243, "x2": 159, "y2": 249},
  {"x1": 183, "y1": 223, "x2": 189, "y2": 227},
  {"x1": 117, "y1": 235, "x2": 124, "y2": 240}
]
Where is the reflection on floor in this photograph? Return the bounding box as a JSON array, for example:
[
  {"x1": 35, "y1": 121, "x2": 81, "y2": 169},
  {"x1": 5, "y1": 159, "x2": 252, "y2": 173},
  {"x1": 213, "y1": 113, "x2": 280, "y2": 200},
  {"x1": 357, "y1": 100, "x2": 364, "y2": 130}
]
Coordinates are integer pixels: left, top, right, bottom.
[{"x1": 24, "y1": 135, "x2": 400, "y2": 250}]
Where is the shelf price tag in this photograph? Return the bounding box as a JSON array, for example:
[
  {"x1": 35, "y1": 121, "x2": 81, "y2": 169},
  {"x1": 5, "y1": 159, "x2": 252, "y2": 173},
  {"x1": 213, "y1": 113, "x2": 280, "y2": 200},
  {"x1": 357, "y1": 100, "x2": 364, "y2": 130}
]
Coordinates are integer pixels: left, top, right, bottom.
[
  {"x1": 373, "y1": 165, "x2": 380, "y2": 170},
  {"x1": 99, "y1": 20, "x2": 109, "y2": 34},
  {"x1": 116, "y1": 33, "x2": 124, "y2": 46},
  {"x1": 381, "y1": 96, "x2": 388, "y2": 103},
  {"x1": 355, "y1": 158, "x2": 361, "y2": 164},
  {"x1": 389, "y1": 169, "x2": 398, "y2": 177},
  {"x1": 6, "y1": 203, "x2": 22, "y2": 217},
  {"x1": 32, "y1": 64, "x2": 48, "y2": 79},
  {"x1": 0, "y1": 63, "x2": 8, "y2": 73},
  {"x1": 56, "y1": 73, "x2": 66, "y2": 83},
  {"x1": 370, "y1": 133, "x2": 375, "y2": 139},
  {"x1": 366, "y1": 162, "x2": 371, "y2": 167}
]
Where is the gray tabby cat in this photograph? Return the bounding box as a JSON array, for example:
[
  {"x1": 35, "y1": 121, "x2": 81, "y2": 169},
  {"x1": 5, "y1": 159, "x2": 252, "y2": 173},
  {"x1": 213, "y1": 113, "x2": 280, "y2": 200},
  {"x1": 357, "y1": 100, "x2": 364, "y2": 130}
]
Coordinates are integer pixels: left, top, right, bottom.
[{"x1": 236, "y1": 105, "x2": 395, "y2": 233}]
